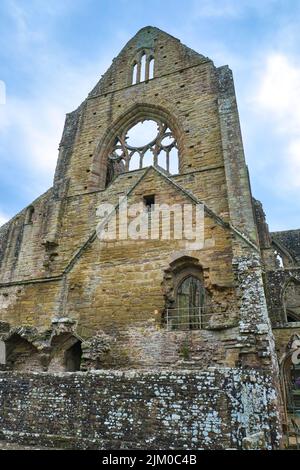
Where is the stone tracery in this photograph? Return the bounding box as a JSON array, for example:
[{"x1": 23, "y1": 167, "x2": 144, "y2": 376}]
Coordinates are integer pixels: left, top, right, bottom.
[{"x1": 108, "y1": 119, "x2": 179, "y2": 174}]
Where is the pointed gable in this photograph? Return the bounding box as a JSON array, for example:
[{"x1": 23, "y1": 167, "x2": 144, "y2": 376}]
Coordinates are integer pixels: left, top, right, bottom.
[{"x1": 89, "y1": 26, "x2": 211, "y2": 98}]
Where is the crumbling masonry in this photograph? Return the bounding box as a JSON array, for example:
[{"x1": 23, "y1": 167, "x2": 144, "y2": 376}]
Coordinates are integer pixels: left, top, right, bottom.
[{"x1": 0, "y1": 27, "x2": 299, "y2": 450}]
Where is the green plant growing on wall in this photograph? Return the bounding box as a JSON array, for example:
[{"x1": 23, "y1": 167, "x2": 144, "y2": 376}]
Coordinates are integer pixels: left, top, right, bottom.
[{"x1": 179, "y1": 340, "x2": 190, "y2": 361}]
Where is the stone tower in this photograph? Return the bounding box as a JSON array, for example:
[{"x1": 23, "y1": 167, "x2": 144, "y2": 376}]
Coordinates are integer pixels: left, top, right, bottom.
[{"x1": 0, "y1": 26, "x2": 293, "y2": 450}]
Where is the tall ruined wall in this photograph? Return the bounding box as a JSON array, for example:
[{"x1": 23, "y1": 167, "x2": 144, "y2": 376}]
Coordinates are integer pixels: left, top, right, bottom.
[
  {"x1": 56, "y1": 27, "x2": 223, "y2": 194},
  {"x1": 272, "y1": 230, "x2": 300, "y2": 264},
  {"x1": 0, "y1": 27, "x2": 257, "y2": 323},
  {"x1": 0, "y1": 369, "x2": 281, "y2": 450},
  {"x1": 0, "y1": 25, "x2": 285, "y2": 449}
]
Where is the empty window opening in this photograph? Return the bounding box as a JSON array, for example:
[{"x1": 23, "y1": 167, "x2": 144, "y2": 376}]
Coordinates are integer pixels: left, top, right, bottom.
[
  {"x1": 141, "y1": 53, "x2": 147, "y2": 82},
  {"x1": 167, "y1": 147, "x2": 179, "y2": 174},
  {"x1": 127, "y1": 120, "x2": 157, "y2": 147},
  {"x1": 144, "y1": 195, "x2": 155, "y2": 212},
  {"x1": 108, "y1": 119, "x2": 178, "y2": 177},
  {"x1": 131, "y1": 50, "x2": 155, "y2": 85},
  {"x1": 157, "y1": 151, "x2": 167, "y2": 170},
  {"x1": 149, "y1": 58, "x2": 155, "y2": 79},
  {"x1": 275, "y1": 250, "x2": 284, "y2": 268},
  {"x1": 128, "y1": 153, "x2": 140, "y2": 171},
  {"x1": 132, "y1": 63, "x2": 138, "y2": 85},
  {"x1": 143, "y1": 149, "x2": 153, "y2": 167}
]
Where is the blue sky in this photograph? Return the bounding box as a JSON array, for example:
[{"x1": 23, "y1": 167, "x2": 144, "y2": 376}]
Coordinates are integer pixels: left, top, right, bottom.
[{"x1": 0, "y1": 0, "x2": 299, "y2": 231}]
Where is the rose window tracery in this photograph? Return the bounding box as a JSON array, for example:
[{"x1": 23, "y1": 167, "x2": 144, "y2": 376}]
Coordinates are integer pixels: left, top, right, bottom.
[{"x1": 108, "y1": 119, "x2": 179, "y2": 175}]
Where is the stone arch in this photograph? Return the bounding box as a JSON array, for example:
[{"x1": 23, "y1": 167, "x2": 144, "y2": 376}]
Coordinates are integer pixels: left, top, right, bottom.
[
  {"x1": 282, "y1": 277, "x2": 300, "y2": 323},
  {"x1": 5, "y1": 333, "x2": 41, "y2": 371},
  {"x1": 48, "y1": 332, "x2": 82, "y2": 372},
  {"x1": 162, "y1": 256, "x2": 211, "y2": 329},
  {"x1": 88, "y1": 103, "x2": 185, "y2": 191}
]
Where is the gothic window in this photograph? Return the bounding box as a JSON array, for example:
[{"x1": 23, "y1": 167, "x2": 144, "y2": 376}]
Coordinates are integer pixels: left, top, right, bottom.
[
  {"x1": 165, "y1": 273, "x2": 207, "y2": 331},
  {"x1": 284, "y1": 279, "x2": 300, "y2": 323},
  {"x1": 131, "y1": 50, "x2": 155, "y2": 84},
  {"x1": 132, "y1": 63, "x2": 138, "y2": 85},
  {"x1": 141, "y1": 53, "x2": 147, "y2": 81},
  {"x1": 149, "y1": 58, "x2": 154, "y2": 80},
  {"x1": 281, "y1": 335, "x2": 300, "y2": 414},
  {"x1": 275, "y1": 250, "x2": 284, "y2": 268},
  {"x1": 108, "y1": 119, "x2": 179, "y2": 175},
  {"x1": 174, "y1": 276, "x2": 206, "y2": 330}
]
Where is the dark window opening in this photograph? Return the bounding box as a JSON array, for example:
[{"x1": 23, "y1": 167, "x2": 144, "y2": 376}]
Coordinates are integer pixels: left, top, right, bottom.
[
  {"x1": 144, "y1": 195, "x2": 155, "y2": 212},
  {"x1": 64, "y1": 341, "x2": 82, "y2": 372}
]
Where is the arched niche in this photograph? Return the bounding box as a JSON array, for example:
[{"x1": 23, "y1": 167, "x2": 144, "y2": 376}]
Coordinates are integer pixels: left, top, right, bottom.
[
  {"x1": 48, "y1": 333, "x2": 82, "y2": 372},
  {"x1": 162, "y1": 256, "x2": 211, "y2": 330},
  {"x1": 5, "y1": 333, "x2": 40, "y2": 371}
]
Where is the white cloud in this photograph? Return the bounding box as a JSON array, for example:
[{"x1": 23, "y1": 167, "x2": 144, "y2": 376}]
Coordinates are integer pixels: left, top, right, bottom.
[
  {"x1": 0, "y1": 72, "x2": 99, "y2": 204},
  {"x1": 252, "y1": 53, "x2": 300, "y2": 190},
  {"x1": 0, "y1": 60, "x2": 104, "y2": 177},
  {"x1": 0, "y1": 1, "x2": 115, "y2": 194},
  {"x1": 0, "y1": 18, "x2": 112, "y2": 192},
  {"x1": 254, "y1": 54, "x2": 300, "y2": 134}
]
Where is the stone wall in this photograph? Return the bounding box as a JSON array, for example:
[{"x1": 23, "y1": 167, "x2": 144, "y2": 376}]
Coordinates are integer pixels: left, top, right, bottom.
[
  {"x1": 272, "y1": 230, "x2": 300, "y2": 264},
  {"x1": 0, "y1": 369, "x2": 282, "y2": 450},
  {"x1": 265, "y1": 268, "x2": 300, "y2": 325}
]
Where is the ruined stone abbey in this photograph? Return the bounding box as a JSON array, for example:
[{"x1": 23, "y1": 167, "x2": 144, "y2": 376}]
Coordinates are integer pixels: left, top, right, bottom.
[{"x1": 0, "y1": 27, "x2": 299, "y2": 450}]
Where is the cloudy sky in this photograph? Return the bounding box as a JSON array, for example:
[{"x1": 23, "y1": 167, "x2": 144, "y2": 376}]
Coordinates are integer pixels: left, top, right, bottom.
[{"x1": 0, "y1": 0, "x2": 299, "y2": 231}]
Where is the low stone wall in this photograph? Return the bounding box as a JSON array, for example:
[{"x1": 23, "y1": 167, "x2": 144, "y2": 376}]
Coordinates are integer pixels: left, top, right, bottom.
[{"x1": 0, "y1": 368, "x2": 281, "y2": 450}]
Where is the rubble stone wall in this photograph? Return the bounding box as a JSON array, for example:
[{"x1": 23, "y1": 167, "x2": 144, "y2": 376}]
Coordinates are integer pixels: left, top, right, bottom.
[{"x1": 0, "y1": 368, "x2": 282, "y2": 450}]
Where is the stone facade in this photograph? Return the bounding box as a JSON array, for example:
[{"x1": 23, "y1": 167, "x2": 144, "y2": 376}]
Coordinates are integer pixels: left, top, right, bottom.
[{"x1": 0, "y1": 26, "x2": 298, "y2": 449}]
